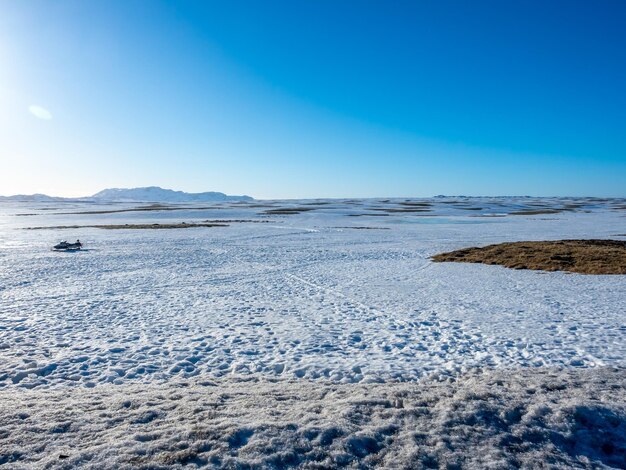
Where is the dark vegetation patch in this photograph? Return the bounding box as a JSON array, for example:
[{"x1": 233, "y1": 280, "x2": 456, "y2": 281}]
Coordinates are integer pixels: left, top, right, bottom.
[
  {"x1": 263, "y1": 208, "x2": 317, "y2": 215},
  {"x1": 347, "y1": 214, "x2": 390, "y2": 217},
  {"x1": 26, "y1": 223, "x2": 229, "y2": 230},
  {"x1": 199, "y1": 219, "x2": 271, "y2": 224},
  {"x1": 368, "y1": 208, "x2": 432, "y2": 213},
  {"x1": 333, "y1": 226, "x2": 391, "y2": 230},
  {"x1": 508, "y1": 209, "x2": 565, "y2": 216},
  {"x1": 398, "y1": 202, "x2": 432, "y2": 207},
  {"x1": 432, "y1": 239, "x2": 626, "y2": 274}
]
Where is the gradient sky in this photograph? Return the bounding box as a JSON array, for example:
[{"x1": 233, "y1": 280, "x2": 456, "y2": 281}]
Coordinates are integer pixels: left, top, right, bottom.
[{"x1": 1, "y1": 0, "x2": 625, "y2": 198}]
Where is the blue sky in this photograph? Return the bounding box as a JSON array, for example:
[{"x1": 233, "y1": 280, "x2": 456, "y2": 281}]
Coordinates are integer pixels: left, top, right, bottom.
[{"x1": 1, "y1": 0, "x2": 624, "y2": 198}]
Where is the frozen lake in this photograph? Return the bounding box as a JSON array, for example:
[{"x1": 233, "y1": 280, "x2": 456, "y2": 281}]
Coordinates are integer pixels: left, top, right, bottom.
[{"x1": 1, "y1": 197, "x2": 625, "y2": 388}]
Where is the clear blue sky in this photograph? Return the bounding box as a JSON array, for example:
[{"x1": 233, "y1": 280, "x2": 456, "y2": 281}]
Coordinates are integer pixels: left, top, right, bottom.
[{"x1": 1, "y1": 0, "x2": 624, "y2": 198}]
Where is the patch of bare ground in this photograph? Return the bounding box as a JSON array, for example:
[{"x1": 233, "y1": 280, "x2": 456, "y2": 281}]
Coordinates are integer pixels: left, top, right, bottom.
[
  {"x1": 369, "y1": 208, "x2": 432, "y2": 213},
  {"x1": 333, "y1": 226, "x2": 391, "y2": 230},
  {"x1": 347, "y1": 213, "x2": 389, "y2": 217},
  {"x1": 398, "y1": 201, "x2": 432, "y2": 207},
  {"x1": 509, "y1": 209, "x2": 565, "y2": 215},
  {"x1": 201, "y1": 219, "x2": 270, "y2": 223},
  {"x1": 262, "y1": 207, "x2": 317, "y2": 215},
  {"x1": 26, "y1": 223, "x2": 229, "y2": 230},
  {"x1": 432, "y1": 239, "x2": 626, "y2": 274}
]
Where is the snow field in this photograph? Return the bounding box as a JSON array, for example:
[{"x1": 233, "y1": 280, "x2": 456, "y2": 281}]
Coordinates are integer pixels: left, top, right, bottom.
[{"x1": 0, "y1": 201, "x2": 624, "y2": 389}]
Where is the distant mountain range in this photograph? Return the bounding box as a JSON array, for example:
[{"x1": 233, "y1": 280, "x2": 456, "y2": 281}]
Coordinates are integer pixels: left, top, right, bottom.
[
  {"x1": 0, "y1": 193, "x2": 71, "y2": 202},
  {"x1": 0, "y1": 186, "x2": 254, "y2": 203}
]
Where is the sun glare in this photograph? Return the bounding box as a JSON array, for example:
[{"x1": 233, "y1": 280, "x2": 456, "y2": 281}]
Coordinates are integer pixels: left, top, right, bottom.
[{"x1": 28, "y1": 105, "x2": 52, "y2": 120}]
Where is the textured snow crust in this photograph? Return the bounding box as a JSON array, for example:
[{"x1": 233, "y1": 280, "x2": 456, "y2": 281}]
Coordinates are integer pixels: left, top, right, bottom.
[
  {"x1": 0, "y1": 368, "x2": 624, "y2": 469},
  {"x1": 0, "y1": 198, "x2": 625, "y2": 389}
]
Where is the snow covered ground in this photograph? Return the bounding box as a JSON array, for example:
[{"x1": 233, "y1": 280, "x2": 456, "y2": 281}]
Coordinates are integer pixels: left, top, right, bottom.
[
  {"x1": 1, "y1": 368, "x2": 624, "y2": 468},
  {"x1": 1, "y1": 197, "x2": 624, "y2": 388},
  {"x1": 0, "y1": 197, "x2": 624, "y2": 467}
]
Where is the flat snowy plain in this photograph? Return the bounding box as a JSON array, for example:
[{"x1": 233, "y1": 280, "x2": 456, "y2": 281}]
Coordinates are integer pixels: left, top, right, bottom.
[{"x1": 0, "y1": 197, "x2": 625, "y2": 468}]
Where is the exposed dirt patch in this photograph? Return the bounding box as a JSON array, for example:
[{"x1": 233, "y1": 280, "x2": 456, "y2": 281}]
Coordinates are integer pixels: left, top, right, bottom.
[
  {"x1": 509, "y1": 209, "x2": 565, "y2": 215},
  {"x1": 262, "y1": 208, "x2": 317, "y2": 215},
  {"x1": 347, "y1": 213, "x2": 390, "y2": 217},
  {"x1": 369, "y1": 208, "x2": 432, "y2": 213},
  {"x1": 333, "y1": 226, "x2": 391, "y2": 230},
  {"x1": 432, "y1": 240, "x2": 626, "y2": 274},
  {"x1": 398, "y1": 202, "x2": 432, "y2": 207}
]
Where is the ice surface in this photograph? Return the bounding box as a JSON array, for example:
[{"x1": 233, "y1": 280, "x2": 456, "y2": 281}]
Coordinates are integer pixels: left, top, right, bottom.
[{"x1": 0, "y1": 198, "x2": 625, "y2": 388}]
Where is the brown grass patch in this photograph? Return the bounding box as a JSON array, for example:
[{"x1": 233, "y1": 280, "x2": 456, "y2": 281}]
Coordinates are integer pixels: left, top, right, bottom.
[
  {"x1": 347, "y1": 213, "x2": 389, "y2": 217},
  {"x1": 508, "y1": 209, "x2": 564, "y2": 215},
  {"x1": 262, "y1": 207, "x2": 316, "y2": 215},
  {"x1": 398, "y1": 202, "x2": 432, "y2": 207},
  {"x1": 333, "y1": 226, "x2": 391, "y2": 230},
  {"x1": 432, "y1": 240, "x2": 626, "y2": 274},
  {"x1": 369, "y1": 208, "x2": 432, "y2": 213}
]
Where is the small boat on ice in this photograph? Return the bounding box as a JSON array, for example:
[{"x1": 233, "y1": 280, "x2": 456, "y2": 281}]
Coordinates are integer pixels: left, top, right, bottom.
[{"x1": 53, "y1": 240, "x2": 83, "y2": 251}]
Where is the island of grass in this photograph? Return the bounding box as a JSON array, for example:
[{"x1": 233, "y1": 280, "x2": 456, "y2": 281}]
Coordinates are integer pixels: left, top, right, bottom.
[
  {"x1": 432, "y1": 239, "x2": 626, "y2": 274},
  {"x1": 262, "y1": 207, "x2": 317, "y2": 215}
]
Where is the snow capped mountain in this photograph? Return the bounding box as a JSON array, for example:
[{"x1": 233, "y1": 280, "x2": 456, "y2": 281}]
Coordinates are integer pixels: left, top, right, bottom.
[
  {"x1": 0, "y1": 187, "x2": 253, "y2": 203},
  {"x1": 0, "y1": 193, "x2": 73, "y2": 202},
  {"x1": 90, "y1": 186, "x2": 253, "y2": 202}
]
